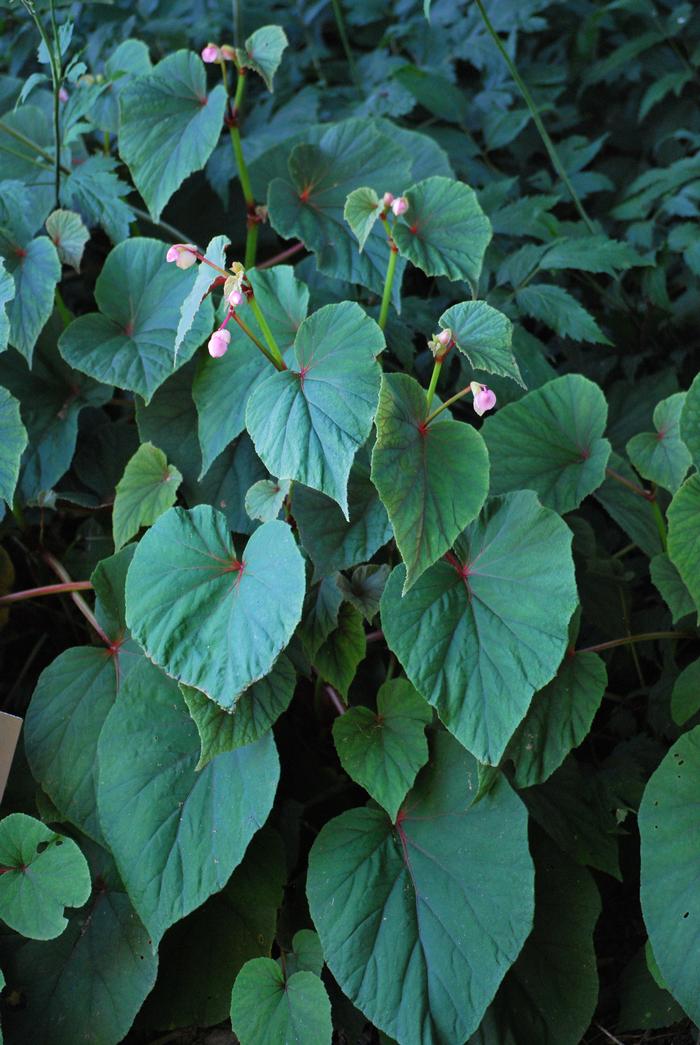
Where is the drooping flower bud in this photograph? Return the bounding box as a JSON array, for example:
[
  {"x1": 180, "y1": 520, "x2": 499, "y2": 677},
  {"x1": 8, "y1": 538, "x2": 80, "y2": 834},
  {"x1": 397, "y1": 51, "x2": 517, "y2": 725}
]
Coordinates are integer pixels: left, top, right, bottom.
[
  {"x1": 228, "y1": 288, "x2": 244, "y2": 308},
  {"x1": 428, "y1": 328, "x2": 453, "y2": 361},
  {"x1": 470, "y1": 381, "x2": 497, "y2": 417},
  {"x1": 382, "y1": 192, "x2": 395, "y2": 208},
  {"x1": 220, "y1": 45, "x2": 237, "y2": 61},
  {"x1": 208, "y1": 329, "x2": 231, "y2": 358},
  {"x1": 391, "y1": 196, "x2": 409, "y2": 217},
  {"x1": 58, "y1": 86, "x2": 69, "y2": 103},
  {"x1": 437, "y1": 328, "x2": 452, "y2": 347},
  {"x1": 201, "y1": 43, "x2": 221, "y2": 63},
  {"x1": 165, "y1": 243, "x2": 198, "y2": 269}
]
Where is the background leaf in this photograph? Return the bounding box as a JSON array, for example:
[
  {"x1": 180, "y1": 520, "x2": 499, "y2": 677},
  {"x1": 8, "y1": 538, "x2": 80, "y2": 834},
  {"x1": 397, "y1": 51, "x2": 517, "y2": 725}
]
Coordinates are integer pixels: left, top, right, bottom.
[{"x1": 113, "y1": 441, "x2": 182, "y2": 551}]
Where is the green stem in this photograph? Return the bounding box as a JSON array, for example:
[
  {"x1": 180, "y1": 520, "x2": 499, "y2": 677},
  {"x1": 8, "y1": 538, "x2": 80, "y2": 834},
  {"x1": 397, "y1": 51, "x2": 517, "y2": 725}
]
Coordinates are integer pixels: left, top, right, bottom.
[
  {"x1": 0, "y1": 118, "x2": 66, "y2": 171},
  {"x1": 424, "y1": 360, "x2": 442, "y2": 416},
  {"x1": 231, "y1": 311, "x2": 281, "y2": 369},
  {"x1": 650, "y1": 494, "x2": 668, "y2": 551},
  {"x1": 378, "y1": 246, "x2": 398, "y2": 330},
  {"x1": 248, "y1": 296, "x2": 286, "y2": 369},
  {"x1": 49, "y1": 0, "x2": 62, "y2": 206},
  {"x1": 228, "y1": 69, "x2": 259, "y2": 267},
  {"x1": 474, "y1": 0, "x2": 595, "y2": 233},
  {"x1": 426, "y1": 384, "x2": 472, "y2": 425},
  {"x1": 244, "y1": 221, "x2": 259, "y2": 270},
  {"x1": 54, "y1": 288, "x2": 72, "y2": 327},
  {"x1": 576, "y1": 631, "x2": 694, "y2": 655},
  {"x1": 330, "y1": 0, "x2": 361, "y2": 91}
]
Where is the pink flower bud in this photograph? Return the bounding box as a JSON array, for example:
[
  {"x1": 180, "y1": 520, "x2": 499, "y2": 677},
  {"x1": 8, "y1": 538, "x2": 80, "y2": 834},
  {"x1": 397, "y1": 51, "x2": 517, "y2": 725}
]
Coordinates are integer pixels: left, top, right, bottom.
[
  {"x1": 208, "y1": 329, "x2": 231, "y2": 358},
  {"x1": 220, "y1": 45, "x2": 236, "y2": 61},
  {"x1": 228, "y1": 288, "x2": 244, "y2": 308},
  {"x1": 382, "y1": 192, "x2": 394, "y2": 207},
  {"x1": 470, "y1": 382, "x2": 497, "y2": 417},
  {"x1": 58, "y1": 86, "x2": 69, "y2": 103},
  {"x1": 201, "y1": 43, "x2": 221, "y2": 63},
  {"x1": 391, "y1": 196, "x2": 409, "y2": 217},
  {"x1": 437, "y1": 328, "x2": 452, "y2": 347},
  {"x1": 165, "y1": 244, "x2": 198, "y2": 269}
]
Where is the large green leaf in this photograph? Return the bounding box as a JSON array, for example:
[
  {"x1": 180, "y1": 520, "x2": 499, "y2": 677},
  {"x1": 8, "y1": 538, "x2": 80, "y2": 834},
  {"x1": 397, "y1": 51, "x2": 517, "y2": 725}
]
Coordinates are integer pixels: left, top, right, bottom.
[
  {"x1": 113, "y1": 442, "x2": 182, "y2": 551},
  {"x1": 125, "y1": 507, "x2": 305, "y2": 707},
  {"x1": 0, "y1": 229, "x2": 60, "y2": 365},
  {"x1": 627, "y1": 392, "x2": 691, "y2": 494},
  {"x1": 670, "y1": 658, "x2": 700, "y2": 726},
  {"x1": 306, "y1": 731, "x2": 534, "y2": 1044},
  {"x1": 267, "y1": 119, "x2": 412, "y2": 297},
  {"x1": 439, "y1": 301, "x2": 523, "y2": 384},
  {"x1": 371, "y1": 373, "x2": 489, "y2": 591},
  {"x1": 0, "y1": 257, "x2": 15, "y2": 352},
  {"x1": 231, "y1": 959, "x2": 332, "y2": 1045},
  {"x1": 118, "y1": 50, "x2": 227, "y2": 220},
  {"x1": 392, "y1": 176, "x2": 492, "y2": 283},
  {"x1": 680, "y1": 372, "x2": 700, "y2": 468},
  {"x1": 667, "y1": 474, "x2": 700, "y2": 620},
  {"x1": 193, "y1": 266, "x2": 308, "y2": 477},
  {"x1": 332, "y1": 679, "x2": 431, "y2": 820},
  {"x1": 0, "y1": 385, "x2": 26, "y2": 508},
  {"x1": 246, "y1": 302, "x2": 383, "y2": 516},
  {"x1": 97, "y1": 658, "x2": 279, "y2": 947},
  {"x1": 59, "y1": 238, "x2": 213, "y2": 403},
  {"x1": 482, "y1": 375, "x2": 610, "y2": 513},
  {"x1": 293, "y1": 444, "x2": 392, "y2": 578},
  {"x1": 639, "y1": 726, "x2": 700, "y2": 1023},
  {"x1": 0, "y1": 814, "x2": 90, "y2": 940},
  {"x1": 380, "y1": 491, "x2": 578, "y2": 764}
]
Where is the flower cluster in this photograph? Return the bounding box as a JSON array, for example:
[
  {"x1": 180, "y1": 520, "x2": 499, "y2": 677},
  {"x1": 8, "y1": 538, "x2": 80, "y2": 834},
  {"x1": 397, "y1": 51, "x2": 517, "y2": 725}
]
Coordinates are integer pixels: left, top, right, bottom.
[
  {"x1": 201, "y1": 43, "x2": 236, "y2": 63},
  {"x1": 382, "y1": 192, "x2": 409, "y2": 217}
]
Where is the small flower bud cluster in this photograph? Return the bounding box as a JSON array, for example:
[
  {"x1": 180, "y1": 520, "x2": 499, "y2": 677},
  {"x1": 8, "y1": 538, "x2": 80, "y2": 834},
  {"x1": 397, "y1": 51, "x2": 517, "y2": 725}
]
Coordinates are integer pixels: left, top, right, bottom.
[
  {"x1": 428, "y1": 328, "x2": 453, "y2": 362},
  {"x1": 470, "y1": 381, "x2": 497, "y2": 417},
  {"x1": 381, "y1": 192, "x2": 409, "y2": 218},
  {"x1": 165, "y1": 243, "x2": 198, "y2": 270},
  {"x1": 201, "y1": 43, "x2": 236, "y2": 63}
]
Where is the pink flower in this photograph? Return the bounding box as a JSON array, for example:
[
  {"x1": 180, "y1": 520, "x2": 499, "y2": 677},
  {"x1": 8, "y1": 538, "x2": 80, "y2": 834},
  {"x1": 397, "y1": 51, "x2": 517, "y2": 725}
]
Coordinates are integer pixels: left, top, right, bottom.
[
  {"x1": 470, "y1": 382, "x2": 497, "y2": 417},
  {"x1": 437, "y1": 328, "x2": 452, "y2": 347},
  {"x1": 208, "y1": 329, "x2": 231, "y2": 358},
  {"x1": 58, "y1": 86, "x2": 69, "y2": 103},
  {"x1": 165, "y1": 243, "x2": 197, "y2": 269},
  {"x1": 391, "y1": 196, "x2": 409, "y2": 217},
  {"x1": 201, "y1": 43, "x2": 221, "y2": 63},
  {"x1": 382, "y1": 192, "x2": 394, "y2": 208},
  {"x1": 228, "y1": 288, "x2": 244, "y2": 308}
]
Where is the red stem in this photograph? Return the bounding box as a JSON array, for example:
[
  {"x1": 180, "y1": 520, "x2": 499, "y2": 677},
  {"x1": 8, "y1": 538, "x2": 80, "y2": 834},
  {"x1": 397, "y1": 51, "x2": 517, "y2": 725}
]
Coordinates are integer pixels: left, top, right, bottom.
[
  {"x1": 605, "y1": 466, "x2": 655, "y2": 501},
  {"x1": 576, "y1": 631, "x2": 695, "y2": 654},
  {"x1": 324, "y1": 684, "x2": 347, "y2": 716},
  {"x1": 43, "y1": 553, "x2": 112, "y2": 647},
  {"x1": 0, "y1": 580, "x2": 93, "y2": 606},
  {"x1": 256, "y1": 241, "x2": 305, "y2": 270}
]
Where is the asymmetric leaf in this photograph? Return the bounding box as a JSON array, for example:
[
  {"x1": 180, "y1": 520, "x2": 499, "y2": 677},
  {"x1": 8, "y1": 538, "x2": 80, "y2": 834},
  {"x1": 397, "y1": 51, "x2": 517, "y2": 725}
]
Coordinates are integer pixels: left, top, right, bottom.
[
  {"x1": 380, "y1": 491, "x2": 578, "y2": 763},
  {"x1": 113, "y1": 441, "x2": 182, "y2": 551},
  {"x1": 307, "y1": 731, "x2": 534, "y2": 1045},
  {"x1": 236, "y1": 25, "x2": 289, "y2": 91},
  {"x1": 371, "y1": 373, "x2": 489, "y2": 591},
  {"x1": 0, "y1": 385, "x2": 26, "y2": 508},
  {"x1": 680, "y1": 372, "x2": 700, "y2": 468},
  {"x1": 344, "y1": 186, "x2": 381, "y2": 251},
  {"x1": 125, "y1": 507, "x2": 305, "y2": 706},
  {"x1": 482, "y1": 375, "x2": 610, "y2": 513},
  {"x1": 627, "y1": 392, "x2": 691, "y2": 493},
  {"x1": 246, "y1": 302, "x2": 383, "y2": 516},
  {"x1": 667, "y1": 474, "x2": 700, "y2": 619},
  {"x1": 439, "y1": 300, "x2": 523, "y2": 384},
  {"x1": 45, "y1": 209, "x2": 90, "y2": 271},
  {"x1": 0, "y1": 232, "x2": 60, "y2": 364},
  {"x1": 313, "y1": 603, "x2": 366, "y2": 697},
  {"x1": 231, "y1": 959, "x2": 332, "y2": 1045},
  {"x1": 244, "y1": 477, "x2": 290, "y2": 523},
  {"x1": 58, "y1": 238, "x2": 213, "y2": 402}
]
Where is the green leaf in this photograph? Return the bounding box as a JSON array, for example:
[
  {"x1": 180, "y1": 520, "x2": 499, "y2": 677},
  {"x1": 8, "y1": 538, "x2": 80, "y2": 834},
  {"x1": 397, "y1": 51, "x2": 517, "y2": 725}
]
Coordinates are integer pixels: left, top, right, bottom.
[
  {"x1": 650, "y1": 552, "x2": 695, "y2": 624},
  {"x1": 135, "y1": 358, "x2": 201, "y2": 482},
  {"x1": 314, "y1": 603, "x2": 366, "y2": 697},
  {"x1": 236, "y1": 25, "x2": 288, "y2": 91},
  {"x1": 184, "y1": 434, "x2": 266, "y2": 535},
  {"x1": 113, "y1": 441, "x2": 182, "y2": 551},
  {"x1": 60, "y1": 155, "x2": 134, "y2": 243},
  {"x1": 0, "y1": 257, "x2": 14, "y2": 352},
  {"x1": 299, "y1": 576, "x2": 343, "y2": 660},
  {"x1": 541, "y1": 235, "x2": 644, "y2": 276},
  {"x1": 680, "y1": 371, "x2": 700, "y2": 469},
  {"x1": 24, "y1": 648, "x2": 117, "y2": 846},
  {"x1": 627, "y1": 392, "x2": 691, "y2": 493},
  {"x1": 245, "y1": 477, "x2": 290, "y2": 523},
  {"x1": 125, "y1": 507, "x2": 305, "y2": 707},
  {"x1": 193, "y1": 266, "x2": 308, "y2": 477},
  {"x1": 506, "y1": 651, "x2": 607, "y2": 787},
  {"x1": 118, "y1": 50, "x2": 227, "y2": 220},
  {"x1": 594, "y1": 451, "x2": 663, "y2": 559},
  {"x1": 181, "y1": 655, "x2": 296, "y2": 769},
  {"x1": 515, "y1": 284, "x2": 610, "y2": 345},
  {"x1": 231, "y1": 959, "x2": 332, "y2": 1045},
  {"x1": 97, "y1": 658, "x2": 279, "y2": 947},
  {"x1": 0, "y1": 229, "x2": 60, "y2": 364},
  {"x1": 380, "y1": 491, "x2": 578, "y2": 764},
  {"x1": 392, "y1": 175, "x2": 492, "y2": 283},
  {"x1": 332, "y1": 679, "x2": 431, "y2": 820},
  {"x1": 175, "y1": 234, "x2": 228, "y2": 361},
  {"x1": 267, "y1": 119, "x2": 412, "y2": 298},
  {"x1": 670, "y1": 658, "x2": 700, "y2": 726},
  {"x1": 392, "y1": 66, "x2": 468, "y2": 124},
  {"x1": 0, "y1": 813, "x2": 90, "y2": 940},
  {"x1": 336, "y1": 563, "x2": 390, "y2": 620},
  {"x1": 667, "y1": 474, "x2": 700, "y2": 620},
  {"x1": 45, "y1": 208, "x2": 89, "y2": 271},
  {"x1": 344, "y1": 186, "x2": 381, "y2": 251},
  {"x1": 58, "y1": 237, "x2": 214, "y2": 402},
  {"x1": 246, "y1": 302, "x2": 383, "y2": 516},
  {"x1": 306, "y1": 731, "x2": 534, "y2": 1044},
  {"x1": 439, "y1": 300, "x2": 523, "y2": 384},
  {"x1": 293, "y1": 444, "x2": 392, "y2": 578},
  {"x1": 482, "y1": 375, "x2": 611, "y2": 513},
  {"x1": 0, "y1": 385, "x2": 26, "y2": 508},
  {"x1": 618, "y1": 945, "x2": 685, "y2": 1033},
  {"x1": 371, "y1": 373, "x2": 489, "y2": 592},
  {"x1": 284, "y1": 929, "x2": 324, "y2": 977},
  {"x1": 639, "y1": 726, "x2": 700, "y2": 1023}
]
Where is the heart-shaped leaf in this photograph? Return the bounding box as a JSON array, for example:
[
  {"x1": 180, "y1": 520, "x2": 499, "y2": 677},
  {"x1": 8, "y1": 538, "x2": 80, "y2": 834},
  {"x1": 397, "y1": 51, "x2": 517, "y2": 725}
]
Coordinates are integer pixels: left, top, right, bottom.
[
  {"x1": 113, "y1": 441, "x2": 182, "y2": 551},
  {"x1": 307, "y1": 731, "x2": 534, "y2": 1045},
  {"x1": 627, "y1": 392, "x2": 691, "y2": 493},
  {"x1": 344, "y1": 186, "x2": 381, "y2": 251},
  {"x1": 371, "y1": 373, "x2": 489, "y2": 591},
  {"x1": 0, "y1": 385, "x2": 26, "y2": 508},
  {"x1": 0, "y1": 223, "x2": 60, "y2": 363},
  {"x1": 667, "y1": 474, "x2": 700, "y2": 619},
  {"x1": 332, "y1": 679, "x2": 431, "y2": 820},
  {"x1": 336, "y1": 563, "x2": 390, "y2": 620},
  {"x1": 392, "y1": 175, "x2": 492, "y2": 283},
  {"x1": 58, "y1": 238, "x2": 214, "y2": 402},
  {"x1": 680, "y1": 372, "x2": 700, "y2": 469},
  {"x1": 97, "y1": 658, "x2": 279, "y2": 947},
  {"x1": 231, "y1": 958, "x2": 332, "y2": 1045},
  {"x1": 0, "y1": 814, "x2": 91, "y2": 940},
  {"x1": 246, "y1": 302, "x2": 383, "y2": 516},
  {"x1": 314, "y1": 603, "x2": 366, "y2": 697},
  {"x1": 380, "y1": 491, "x2": 578, "y2": 764},
  {"x1": 126, "y1": 506, "x2": 305, "y2": 706},
  {"x1": 482, "y1": 374, "x2": 610, "y2": 514},
  {"x1": 118, "y1": 50, "x2": 227, "y2": 220},
  {"x1": 439, "y1": 300, "x2": 523, "y2": 384},
  {"x1": 236, "y1": 25, "x2": 288, "y2": 91},
  {"x1": 639, "y1": 726, "x2": 700, "y2": 1023},
  {"x1": 45, "y1": 209, "x2": 89, "y2": 271},
  {"x1": 244, "y1": 477, "x2": 290, "y2": 523}
]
